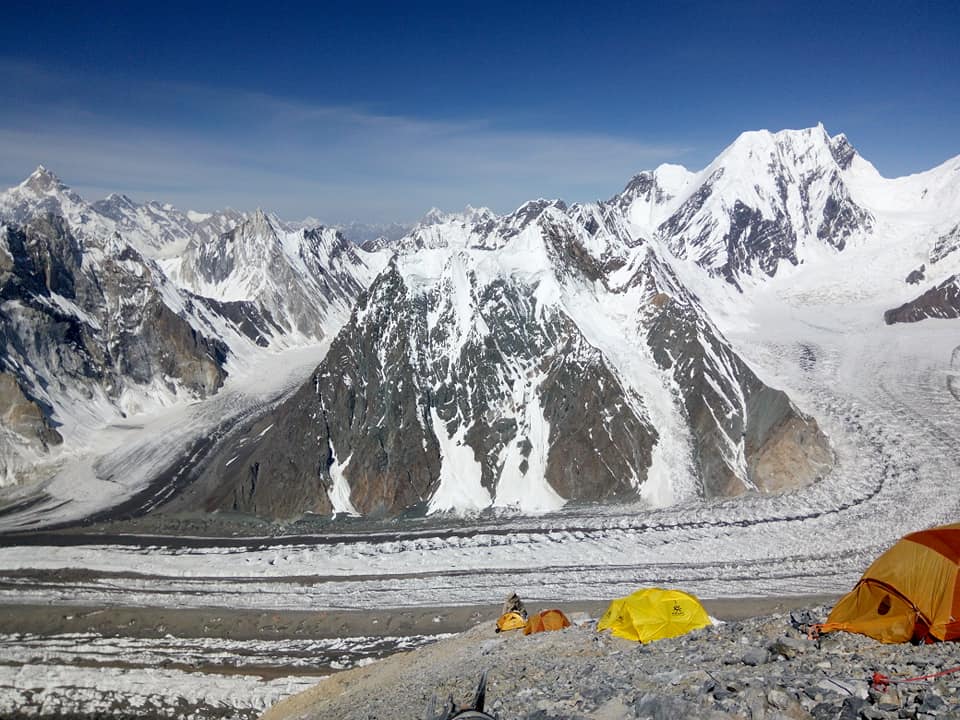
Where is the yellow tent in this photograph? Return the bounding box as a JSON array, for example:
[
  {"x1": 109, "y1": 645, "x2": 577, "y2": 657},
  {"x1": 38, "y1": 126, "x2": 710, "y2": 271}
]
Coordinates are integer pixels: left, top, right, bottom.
[
  {"x1": 495, "y1": 611, "x2": 527, "y2": 633},
  {"x1": 597, "y1": 588, "x2": 711, "y2": 643},
  {"x1": 819, "y1": 522, "x2": 960, "y2": 643}
]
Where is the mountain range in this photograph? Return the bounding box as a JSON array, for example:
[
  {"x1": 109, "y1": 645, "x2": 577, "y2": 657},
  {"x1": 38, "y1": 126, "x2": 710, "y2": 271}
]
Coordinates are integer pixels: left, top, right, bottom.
[{"x1": 1, "y1": 124, "x2": 957, "y2": 519}]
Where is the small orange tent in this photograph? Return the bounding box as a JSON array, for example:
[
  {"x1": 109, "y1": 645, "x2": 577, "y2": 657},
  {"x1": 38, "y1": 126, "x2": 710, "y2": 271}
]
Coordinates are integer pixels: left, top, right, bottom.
[
  {"x1": 523, "y1": 609, "x2": 571, "y2": 635},
  {"x1": 820, "y1": 522, "x2": 960, "y2": 643}
]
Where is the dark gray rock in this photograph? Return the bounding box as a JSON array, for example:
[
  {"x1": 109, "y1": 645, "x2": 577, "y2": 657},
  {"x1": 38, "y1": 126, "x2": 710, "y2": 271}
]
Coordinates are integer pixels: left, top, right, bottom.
[
  {"x1": 199, "y1": 253, "x2": 659, "y2": 518},
  {"x1": 829, "y1": 133, "x2": 858, "y2": 170},
  {"x1": 906, "y1": 266, "x2": 926, "y2": 285},
  {"x1": 929, "y1": 223, "x2": 960, "y2": 265},
  {"x1": 741, "y1": 647, "x2": 769, "y2": 666},
  {"x1": 884, "y1": 275, "x2": 960, "y2": 324}
]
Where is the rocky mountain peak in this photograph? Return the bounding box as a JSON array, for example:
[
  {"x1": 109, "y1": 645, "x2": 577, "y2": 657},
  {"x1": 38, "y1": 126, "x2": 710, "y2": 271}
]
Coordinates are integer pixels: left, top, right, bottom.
[
  {"x1": 229, "y1": 209, "x2": 280, "y2": 249},
  {"x1": 23, "y1": 165, "x2": 67, "y2": 194},
  {"x1": 719, "y1": 125, "x2": 835, "y2": 172},
  {"x1": 18, "y1": 166, "x2": 82, "y2": 205},
  {"x1": 416, "y1": 205, "x2": 497, "y2": 229},
  {"x1": 828, "y1": 133, "x2": 857, "y2": 170}
]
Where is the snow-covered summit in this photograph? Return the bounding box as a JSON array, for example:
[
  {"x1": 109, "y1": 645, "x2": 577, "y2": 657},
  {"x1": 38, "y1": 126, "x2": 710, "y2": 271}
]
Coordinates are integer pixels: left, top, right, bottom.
[
  {"x1": 416, "y1": 205, "x2": 496, "y2": 228},
  {"x1": 172, "y1": 207, "x2": 387, "y2": 344},
  {"x1": 0, "y1": 166, "x2": 90, "y2": 230},
  {"x1": 22, "y1": 165, "x2": 72, "y2": 195}
]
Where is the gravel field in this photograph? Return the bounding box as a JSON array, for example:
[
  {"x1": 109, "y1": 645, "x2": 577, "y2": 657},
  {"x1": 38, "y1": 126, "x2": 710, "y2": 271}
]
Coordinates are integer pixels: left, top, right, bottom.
[
  {"x1": 264, "y1": 604, "x2": 960, "y2": 720},
  {"x1": 0, "y1": 596, "x2": 839, "y2": 719}
]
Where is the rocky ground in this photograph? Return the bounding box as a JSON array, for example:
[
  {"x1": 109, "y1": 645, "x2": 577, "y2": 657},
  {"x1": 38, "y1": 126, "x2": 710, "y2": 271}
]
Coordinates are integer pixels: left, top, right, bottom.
[{"x1": 263, "y1": 605, "x2": 960, "y2": 720}]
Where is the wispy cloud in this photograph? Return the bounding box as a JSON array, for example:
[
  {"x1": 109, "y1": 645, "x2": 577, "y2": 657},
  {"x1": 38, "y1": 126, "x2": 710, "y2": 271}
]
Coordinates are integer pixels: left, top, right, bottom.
[{"x1": 0, "y1": 61, "x2": 692, "y2": 222}]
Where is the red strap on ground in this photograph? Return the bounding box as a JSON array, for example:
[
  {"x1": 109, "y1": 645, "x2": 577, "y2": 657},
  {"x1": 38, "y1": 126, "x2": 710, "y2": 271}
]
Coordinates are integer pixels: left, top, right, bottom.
[{"x1": 871, "y1": 665, "x2": 960, "y2": 690}]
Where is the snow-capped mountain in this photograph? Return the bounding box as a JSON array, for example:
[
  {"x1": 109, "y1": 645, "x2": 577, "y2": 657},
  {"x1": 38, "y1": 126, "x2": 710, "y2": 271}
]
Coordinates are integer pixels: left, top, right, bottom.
[
  {"x1": 0, "y1": 214, "x2": 230, "y2": 483},
  {"x1": 192, "y1": 125, "x2": 960, "y2": 520},
  {"x1": 0, "y1": 167, "x2": 242, "y2": 259},
  {"x1": 90, "y1": 193, "x2": 243, "y2": 258},
  {"x1": 170, "y1": 209, "x2": 386, "y2": 347},
  {"x1": 0, "y1": 171, "x2": 384, "y2": 484},
  {"x1": 1, "y1": 125, "x2": 958, "y2": 520},
  {"x1": 611, "y1": 126, "x2": 874, "y2": 288},
  {"x1": 332, "y1": 219, "x2": 412, "y2": 247}
]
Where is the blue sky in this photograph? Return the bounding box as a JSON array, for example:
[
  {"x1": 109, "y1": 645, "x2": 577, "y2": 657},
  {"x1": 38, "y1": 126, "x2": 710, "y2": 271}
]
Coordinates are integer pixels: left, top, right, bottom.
[{"x1": 1, "y1": 0, "x2": 957, "y2": 222}]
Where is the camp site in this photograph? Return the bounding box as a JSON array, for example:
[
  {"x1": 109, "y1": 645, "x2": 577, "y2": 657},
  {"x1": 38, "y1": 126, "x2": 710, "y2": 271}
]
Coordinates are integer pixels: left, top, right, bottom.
[
  {"x1": 2, "y1": 3, "x2": 960, "y2": 718},
  {"x1": 261, "y1": 527, "x2": 960, "y2": 719}
]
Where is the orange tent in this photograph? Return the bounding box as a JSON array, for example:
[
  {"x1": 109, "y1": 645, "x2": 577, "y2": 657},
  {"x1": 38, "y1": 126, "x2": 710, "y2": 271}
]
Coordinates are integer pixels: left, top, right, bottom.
[
  {"x1": 523, "y1": 609, "x2": 571, "y2": 635},
  {"x1": 820, "y1": 523, "x2": 960, "y2": 643}
]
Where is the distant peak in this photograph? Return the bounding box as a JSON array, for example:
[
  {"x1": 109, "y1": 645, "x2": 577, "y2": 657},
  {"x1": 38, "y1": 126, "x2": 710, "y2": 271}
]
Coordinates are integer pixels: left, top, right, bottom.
[
  {"x1": 243, "y1": 207, "x2": 278, "y2": 236},
  {"x1": 104, "y1": 192, "x2": 136, "y2": 206},
  {"x1": 418, "y1": 207, "x2": 447, "y2": 225},
  {"x1": 463, "y1": 205, "x2": 496, "y2": 223},
  {"x1": 416, "y1": 206, "x2": 491, "y2": 227},
  {"x1": 23, "y1": 165, "x2": 68, "y2": 193}
]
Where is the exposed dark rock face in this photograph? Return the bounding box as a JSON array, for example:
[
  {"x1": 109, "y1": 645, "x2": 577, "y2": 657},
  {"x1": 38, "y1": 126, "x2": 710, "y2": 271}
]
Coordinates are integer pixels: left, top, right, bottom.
[
  {"x1": 202, "y1": 253, "x2": 659, "y2": 518},
  {"x1": 929, "y1": 223, "x2": 960, "y2": 264},
  {"x1": 906, "y1": 266, "x2": 926, "y2": 284},
  {"x1": 3, "y1": 130, "x2": 866, "y2": 518},
  {"x1": 723, "y1": 200, "x2": 798, "y2": 285},
  {"x1": 660, "y1": 169, "x2": 723, "y2": 263},
  {"x1": 196, "y1": 297, "x2": 284, "y2": 347},
  {"x1": 0, "y1": 216, "x2": 228, "y2": 474},
  {"x1": 815, "y1": 177, "x2": 871, "y2": 252},
  {"x1": 615, "y1": 170, "x2": 677, "y2": 214},
  {"x1": 0, "y1": 372, "x2": 62, "y2": 448},
  {"x1": 201, "y1": 209, "x2": 832, "y2": 519},
  {"x1": 829, "y1": 132, "x2": 857, "y2": 169},
  {"x1": 0, "y1": 169, "x2": 379, "y2": 492},
  {"x1": 633, "y1": 249, "x2": 831, "y2": 497},
  {"x1": 659, "y1": 130, "x2": 873, "y2": 286},
  {"x1": 884, "y1": 275, "x2": 960, "y2": 324}
]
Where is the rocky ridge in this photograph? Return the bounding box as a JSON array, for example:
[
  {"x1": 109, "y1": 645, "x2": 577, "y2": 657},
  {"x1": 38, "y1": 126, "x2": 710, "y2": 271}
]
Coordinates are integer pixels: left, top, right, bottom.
[
  {"x1": 264, "y1": 605, "x2": 960, "y2": 720},
  {"x1": 0, "y1": 215, "x2": 230, "y2": 481},
  {"x1": 884, "y1": 276, "x2": 960, "y2": 325}
]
